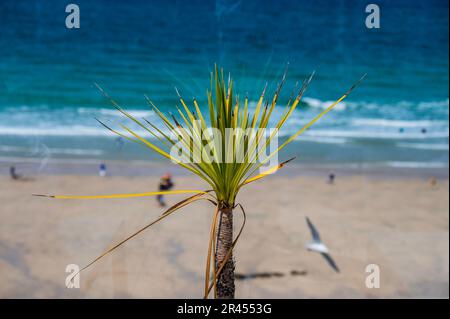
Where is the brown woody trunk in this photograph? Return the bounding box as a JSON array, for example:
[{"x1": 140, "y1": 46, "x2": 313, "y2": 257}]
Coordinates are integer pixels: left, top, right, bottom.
[{"x1": 215, "y1": 207, "x2": 235, "y2": 298}]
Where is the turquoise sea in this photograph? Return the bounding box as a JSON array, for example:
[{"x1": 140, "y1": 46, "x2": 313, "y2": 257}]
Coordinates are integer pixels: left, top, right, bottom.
[{"x1": 0, "y1": 0, "x2": 448, "y2": 170}]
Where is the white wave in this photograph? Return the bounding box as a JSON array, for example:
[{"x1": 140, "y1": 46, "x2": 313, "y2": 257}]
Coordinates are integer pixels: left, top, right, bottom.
[
  {"x1": 1, "y1": 99, "x2": 448, "y2": 141},
  {"x1": 1, "y1": 105, "x2": 156, "y2": 119},
  {"x1": 418, "y1": 99, "x2": 449, "y2": 109},
  {"x1": 301, "y1": 97, "x2": 449, "y2": 113},
  {"x1": 351, "y1": 118, "x2": 448, "y2": 128},
  {"x1": 303, "y1": 129, "x2": 449, "y2": 139},
  {"x1": 77, "y1": 107, "x2": 155, "y2": 118},
  {"x1": 0, "y1": 145, "x2": 103, "y2": 156},
  {"x1": 0, "y1": 123, "x2": 170, "y2": 138},
  {"x1": 396, "y1": 143, "x2": 449, "y2": 151},
  {"x1": 48, "y1": 148, "x2": 104, "y2": 156},
  {"x1": 0, "y1": 126, "x2": 110, "y2": 136},
  {"x1": 0, "y1": 125, "x2": 160, "y2": 137},
  {"x1": 2, "y1": 124, "x2": 447, "y2": 141},
  {"x1": 302, "y1": 97, "x2": 346, "y2": 111},
  {"x1": 295, "y1": 136, "x2": 348, "y2": 144},
  {"x1": 349, "y1": 99, "x2": 449, "y2": 110},
  {"x1": 385, "y1": 161, "x2": 448, "y2": 168},
  {"x1": 0, "y1": 156, "x2": 105, "y2": 165}
]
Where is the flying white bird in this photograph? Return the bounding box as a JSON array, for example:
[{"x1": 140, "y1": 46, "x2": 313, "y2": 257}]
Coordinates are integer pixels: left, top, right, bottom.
[{"x1": 305, "y1": 217, "x2": 340, "y2": 273}]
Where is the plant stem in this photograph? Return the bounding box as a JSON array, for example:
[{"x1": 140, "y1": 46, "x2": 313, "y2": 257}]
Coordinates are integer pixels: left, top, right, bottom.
[{"x1": 215, "y1": 207, "x2": 235, "y2": 298}]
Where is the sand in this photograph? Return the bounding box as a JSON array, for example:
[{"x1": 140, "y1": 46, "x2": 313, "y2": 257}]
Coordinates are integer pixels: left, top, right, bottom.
[{"x1": 0, "y1": 167, "x2": 448, "y2": 298}]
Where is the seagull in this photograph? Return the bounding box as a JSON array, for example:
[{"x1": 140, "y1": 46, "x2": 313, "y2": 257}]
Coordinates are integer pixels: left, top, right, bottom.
[{"x1": 305, "y1": 217, "x2": 340, "y2": 273}]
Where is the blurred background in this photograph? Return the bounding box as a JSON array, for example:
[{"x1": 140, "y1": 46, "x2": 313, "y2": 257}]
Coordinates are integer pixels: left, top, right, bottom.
[{"x1": 0, "y1": 0, "x2": 448, "y2": 173}]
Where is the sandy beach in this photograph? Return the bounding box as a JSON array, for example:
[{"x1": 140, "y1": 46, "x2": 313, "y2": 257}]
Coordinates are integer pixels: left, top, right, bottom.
[{"x1": 0, "y1": 162, "x2": 448, "y2": 298}]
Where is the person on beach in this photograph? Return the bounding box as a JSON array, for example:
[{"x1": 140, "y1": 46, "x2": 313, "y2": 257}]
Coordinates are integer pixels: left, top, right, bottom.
[
  {"x1": 328, "y1": 172, "x2": 335, "y2": 184},
  {"x1": 9, "y1": 166, "x2": 34, "y2": 181},
  {"x1": 9, "y1": 166, "x2": 21, "y2": 180},
  {"x1": 429, "y1": 176, "x2": 437, "y2": 187},
  {"x1": 99, "y1": 163, "x2": 107, "y2": 177},
  {"x1": 157, "y1": 173, "x2": 174, "y2": 207}
]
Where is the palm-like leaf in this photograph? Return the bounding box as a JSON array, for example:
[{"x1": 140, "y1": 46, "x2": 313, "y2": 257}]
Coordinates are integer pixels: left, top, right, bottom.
[
  {"x1": 96, "y1": 66, "x2": 363, "y2": 207},
  {"x1": 37, "y1": 65, "x2": 364, "y2": 298}
]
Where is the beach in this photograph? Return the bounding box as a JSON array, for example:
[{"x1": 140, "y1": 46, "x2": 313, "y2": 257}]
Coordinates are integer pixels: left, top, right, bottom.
[{"x1": 0, "y1": 162, "x2": 448, "y2": 298}]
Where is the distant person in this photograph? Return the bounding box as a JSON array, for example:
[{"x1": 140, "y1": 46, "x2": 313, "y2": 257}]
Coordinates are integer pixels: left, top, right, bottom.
[
  {"x1": 99, "y1": 163, "x2": 107, "y2": 177},
  {"x1": 429, "y1": 176, "x2": 437, "y2": 187},
  {"x1": 9, "y1": 166, "x2": 33, "y2": 181},
  {"x1": 421, "y1": 128, "x2": 427, "y2": 134},
  {"x1": 157, "y1": 173, "x2": 174, "y2": 207},
  {"x1": 328, "y1": 172, "x2": 335, "y2": 184},
  {"x1": 9, "y1": 166, "x2": 21, "y2": 180},
  {"x1": 399, "y1": 128, "x2": 404, "y2": 133}
]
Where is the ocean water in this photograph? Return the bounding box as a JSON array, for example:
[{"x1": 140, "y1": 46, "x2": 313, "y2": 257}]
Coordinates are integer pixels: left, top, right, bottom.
[{"x1": 0, "y1": 0, "x2": 448, "y2": 169}]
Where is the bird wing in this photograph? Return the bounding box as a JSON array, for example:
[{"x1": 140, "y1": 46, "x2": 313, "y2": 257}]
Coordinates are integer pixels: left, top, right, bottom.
[
  {"x1": 321, "y1": 253, "x2": 340, "y2": 273},
  {"x1": 306, "y1": 217, "x2": 321, "y2": 241}
]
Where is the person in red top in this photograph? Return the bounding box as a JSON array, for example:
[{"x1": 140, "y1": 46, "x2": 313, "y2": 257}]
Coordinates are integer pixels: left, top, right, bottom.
[{"x1": 157, "y1": 173, "x2": 174, "y2": 207}]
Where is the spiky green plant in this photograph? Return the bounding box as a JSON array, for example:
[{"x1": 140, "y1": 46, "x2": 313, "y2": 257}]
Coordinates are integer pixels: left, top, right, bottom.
[{"x1": 37, "y1": 65, "x2": 364, "y2": 298}]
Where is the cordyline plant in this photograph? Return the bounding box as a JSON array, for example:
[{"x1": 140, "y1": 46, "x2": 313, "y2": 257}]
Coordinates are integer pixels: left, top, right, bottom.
[{"x1": 36, "y1": 66, "x2": 364, "y2": 298}]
